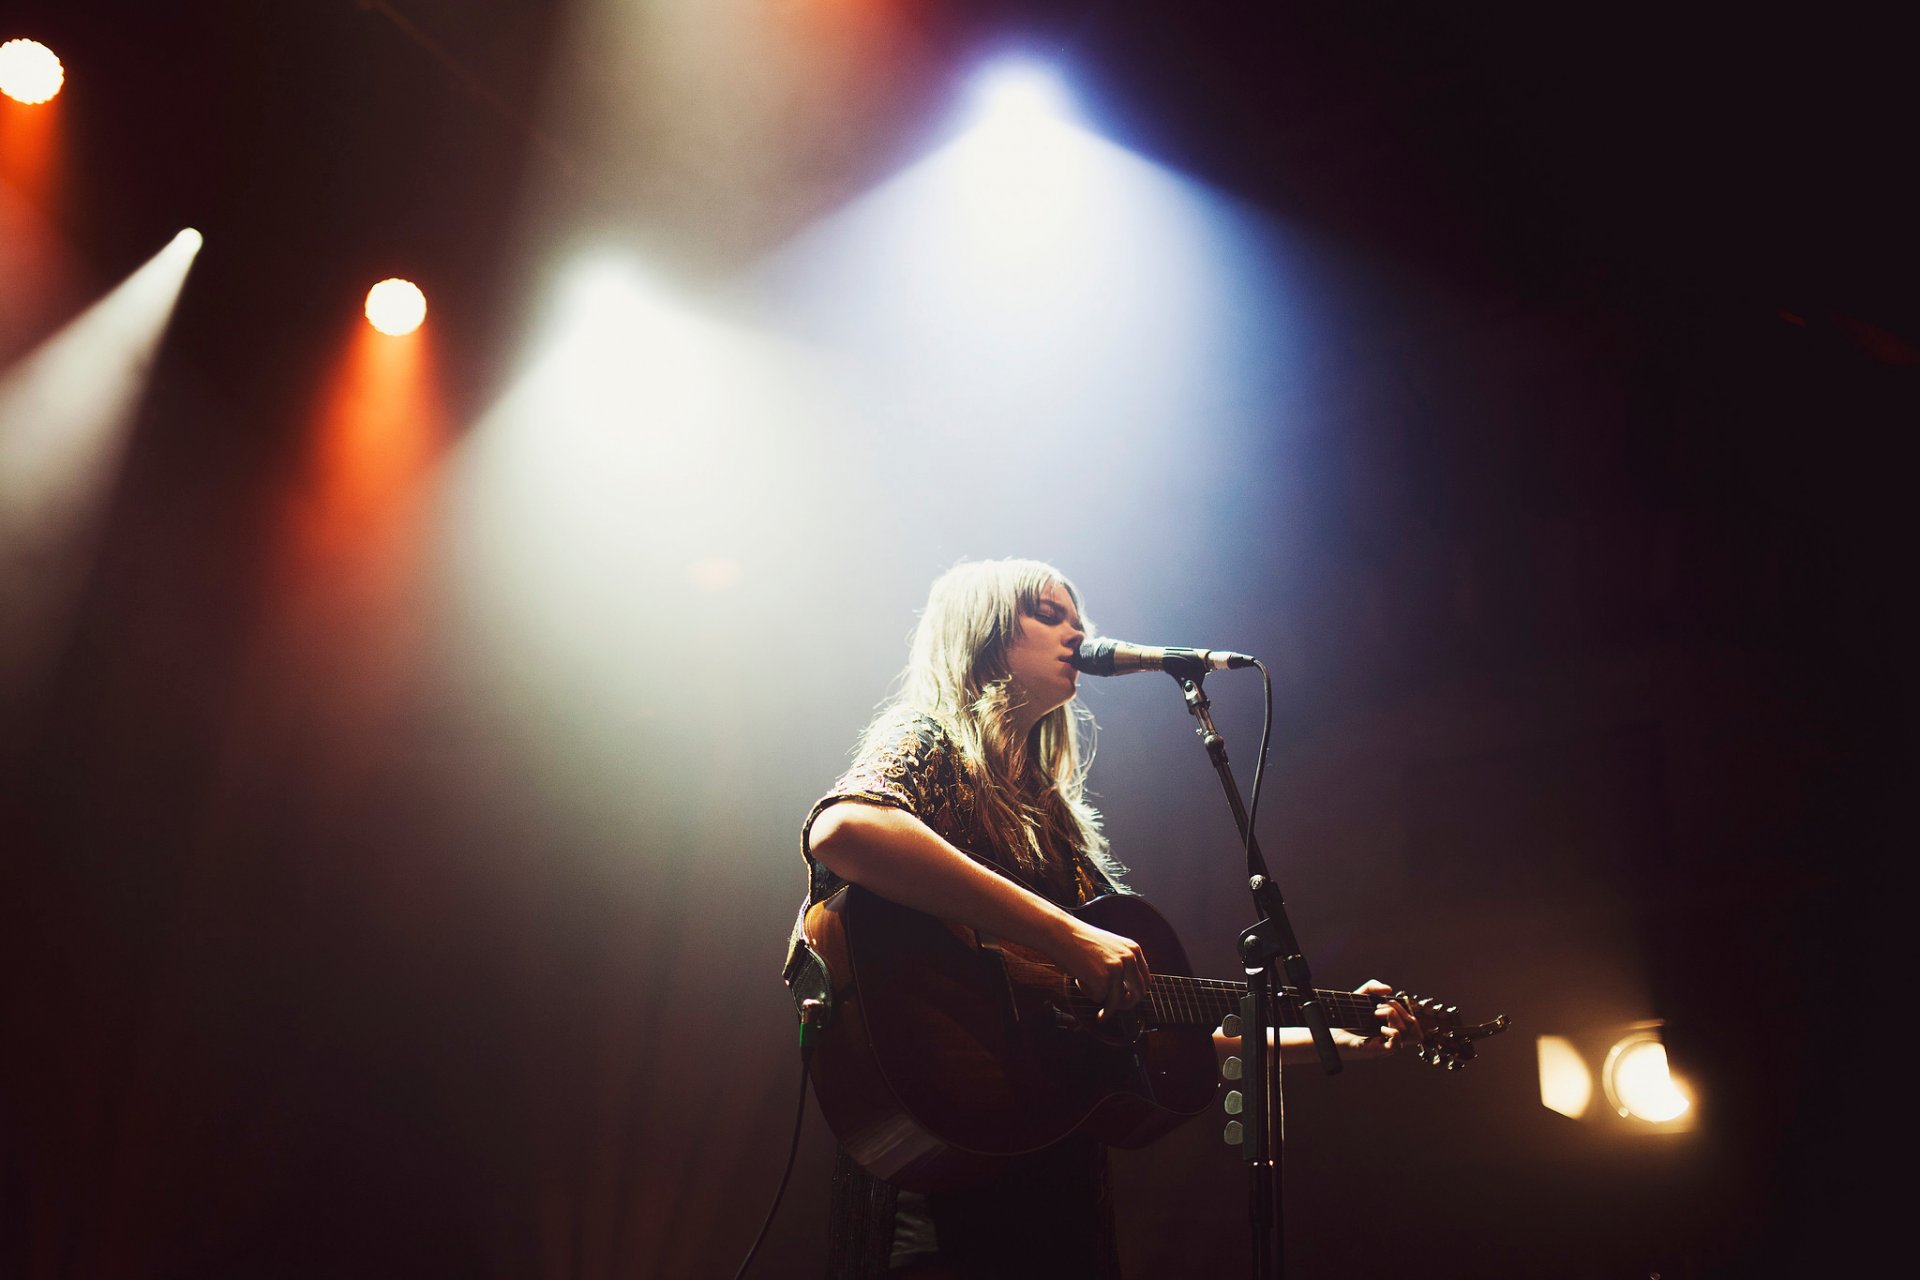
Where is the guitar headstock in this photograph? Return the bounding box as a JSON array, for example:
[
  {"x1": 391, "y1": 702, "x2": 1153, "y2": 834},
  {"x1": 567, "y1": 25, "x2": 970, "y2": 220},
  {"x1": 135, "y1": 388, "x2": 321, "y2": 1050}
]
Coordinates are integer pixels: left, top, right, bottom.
[{"x1": 1395, "y1": 991, "x2": 1512, "y2": 1070}]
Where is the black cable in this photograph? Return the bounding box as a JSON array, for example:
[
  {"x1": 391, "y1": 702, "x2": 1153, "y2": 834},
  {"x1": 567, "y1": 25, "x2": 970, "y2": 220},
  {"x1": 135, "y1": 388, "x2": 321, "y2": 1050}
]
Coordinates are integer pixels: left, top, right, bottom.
[
  {"x1": 1242, "y1": 659, "x2": 1275, "y2": 875},
  {"x1": 733, "y1": 1043, "x2": 813, "y2": 1280}
]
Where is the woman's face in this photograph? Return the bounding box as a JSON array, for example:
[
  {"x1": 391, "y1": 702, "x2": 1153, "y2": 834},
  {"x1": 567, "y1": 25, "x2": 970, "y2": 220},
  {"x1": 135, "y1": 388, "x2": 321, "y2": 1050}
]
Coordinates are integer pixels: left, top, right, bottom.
[{"x1": 1003, "y1": 581, "x2": 1087, "y2": 723}]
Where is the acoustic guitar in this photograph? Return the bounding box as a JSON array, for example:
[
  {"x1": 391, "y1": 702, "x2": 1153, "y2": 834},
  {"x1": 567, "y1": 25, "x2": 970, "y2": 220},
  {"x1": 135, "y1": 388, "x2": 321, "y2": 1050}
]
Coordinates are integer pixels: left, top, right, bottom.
[{"x1": 795, "y1": 885, "x2": 1508, "y2": 1192}]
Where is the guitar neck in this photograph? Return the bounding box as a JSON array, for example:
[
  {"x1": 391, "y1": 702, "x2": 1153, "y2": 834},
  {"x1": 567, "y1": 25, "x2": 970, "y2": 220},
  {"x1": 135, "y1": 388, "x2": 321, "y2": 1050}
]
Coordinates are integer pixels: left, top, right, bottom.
[{"x1": 1142, "y1": 974, "x2": 1385, "y2": 1032}]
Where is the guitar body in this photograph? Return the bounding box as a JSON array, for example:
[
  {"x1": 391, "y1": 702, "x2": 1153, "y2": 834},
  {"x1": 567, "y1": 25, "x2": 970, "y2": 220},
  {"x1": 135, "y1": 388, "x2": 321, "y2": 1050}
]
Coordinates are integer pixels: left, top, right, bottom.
[{"x1": 803, "y1": 887, "x2": 1219, "y2": 1192}]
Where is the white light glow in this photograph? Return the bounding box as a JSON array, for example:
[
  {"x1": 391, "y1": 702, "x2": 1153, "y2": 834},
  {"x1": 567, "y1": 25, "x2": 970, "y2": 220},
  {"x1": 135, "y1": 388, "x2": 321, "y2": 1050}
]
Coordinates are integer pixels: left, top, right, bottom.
[
  {"x1": 968, "y1": 56, "x2": 1073, "y2": 129},
  {"x1": 1604, "y1": 1034, "x2": 1692, "y2": 1124},
  {"x1": 440, "y1": 251, "x2": 839, "y2": 792},
  {"x1": 365, "y1": 278, "x2": 427, "y2": 336},
  {"x1": 1, "y1": 228, "x2": 202, "y2": 687},
  {"x1": 0, "y1": 38, "x2": 63, "y2": 105},
  {"x1": 747, "y1": 89, "x2": 1307, "y2": 588},
  {"x1": 686, "y1": 556, "x2": 743, "y2": 592}
]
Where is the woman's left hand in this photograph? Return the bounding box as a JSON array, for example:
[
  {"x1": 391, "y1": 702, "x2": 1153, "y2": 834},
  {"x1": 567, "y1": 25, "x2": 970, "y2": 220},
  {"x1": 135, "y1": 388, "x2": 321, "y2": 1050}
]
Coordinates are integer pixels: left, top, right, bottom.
[{"x1": 1340, "y1": 979, "x2": 1427, "y2": 1060}]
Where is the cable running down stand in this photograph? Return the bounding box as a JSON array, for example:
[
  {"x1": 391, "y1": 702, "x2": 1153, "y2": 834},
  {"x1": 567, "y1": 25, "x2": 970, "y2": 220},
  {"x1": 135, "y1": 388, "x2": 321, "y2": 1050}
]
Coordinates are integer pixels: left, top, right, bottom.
[{"x1": 1165, "y1": 664, "x2": 1338, "y2": 1280}]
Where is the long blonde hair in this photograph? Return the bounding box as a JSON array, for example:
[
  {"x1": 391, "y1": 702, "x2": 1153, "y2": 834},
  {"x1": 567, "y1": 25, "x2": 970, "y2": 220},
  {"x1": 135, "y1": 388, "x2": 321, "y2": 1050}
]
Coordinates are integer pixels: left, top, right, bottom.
[{"x1": 861, "y1": 558, "x2": 1118, "y2": 894}]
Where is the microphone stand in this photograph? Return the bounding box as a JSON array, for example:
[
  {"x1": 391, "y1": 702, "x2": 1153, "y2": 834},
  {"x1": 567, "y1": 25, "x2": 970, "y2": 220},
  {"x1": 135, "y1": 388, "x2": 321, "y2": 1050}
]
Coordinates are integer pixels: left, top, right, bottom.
[{"x1": 1164, "y1": 664, "x2": 1340, "y2": 1280}]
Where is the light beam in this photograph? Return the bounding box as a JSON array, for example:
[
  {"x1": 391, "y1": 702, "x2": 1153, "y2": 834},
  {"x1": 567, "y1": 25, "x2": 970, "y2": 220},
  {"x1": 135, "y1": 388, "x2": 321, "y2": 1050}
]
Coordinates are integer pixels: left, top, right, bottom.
[{"x1": 0, "y1": 228, "x2": 202, "y2": 694}]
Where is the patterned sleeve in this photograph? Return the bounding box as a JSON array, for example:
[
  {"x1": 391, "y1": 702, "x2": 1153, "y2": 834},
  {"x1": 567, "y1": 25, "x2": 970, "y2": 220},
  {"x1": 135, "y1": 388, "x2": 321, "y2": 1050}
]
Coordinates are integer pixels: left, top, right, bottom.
[{"x1": 799, "y1": 715, "x2": 962, "y2": 903}]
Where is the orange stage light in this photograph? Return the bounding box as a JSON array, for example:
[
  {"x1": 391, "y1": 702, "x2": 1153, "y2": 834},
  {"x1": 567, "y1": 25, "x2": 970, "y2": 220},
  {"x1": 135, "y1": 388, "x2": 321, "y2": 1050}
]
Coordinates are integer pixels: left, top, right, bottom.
[
  {"x1": 364, "y1": 278, "x2": 427, "y2": 336},
  {"x1": 296, "y1": 321, "x2": 446, "y2": 568},
  {"x1": 0, "y1": 39, "x2": 63, "y2": 105},
  {"x1": 1, "y1": 42, "x2": 64, "y2": 219},
  {"x1": 262, "y1": 318, "x2": 450, "y2": 766}
]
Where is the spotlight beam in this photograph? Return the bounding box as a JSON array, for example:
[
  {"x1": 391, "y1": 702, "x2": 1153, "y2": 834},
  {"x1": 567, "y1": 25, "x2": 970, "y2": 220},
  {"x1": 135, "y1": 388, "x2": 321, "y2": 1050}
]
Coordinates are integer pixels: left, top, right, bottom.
[{"x1": 0, "y1": 229, "x2": 203, "y2": 693}]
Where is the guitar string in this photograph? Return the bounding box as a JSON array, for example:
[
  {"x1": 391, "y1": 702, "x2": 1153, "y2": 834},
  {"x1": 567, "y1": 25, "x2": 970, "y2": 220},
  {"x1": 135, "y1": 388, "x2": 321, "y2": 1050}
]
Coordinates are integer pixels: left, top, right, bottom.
[{"x1": 1062, "y1": 973, "x2": 1387, "y2": 1029}]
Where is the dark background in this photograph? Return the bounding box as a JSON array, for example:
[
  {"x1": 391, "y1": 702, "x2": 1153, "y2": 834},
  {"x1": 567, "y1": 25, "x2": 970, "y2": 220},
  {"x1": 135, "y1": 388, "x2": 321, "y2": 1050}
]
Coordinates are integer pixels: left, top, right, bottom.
[{"x1": 3, "y1": 2, "x2": 1913, "y2": 1277}]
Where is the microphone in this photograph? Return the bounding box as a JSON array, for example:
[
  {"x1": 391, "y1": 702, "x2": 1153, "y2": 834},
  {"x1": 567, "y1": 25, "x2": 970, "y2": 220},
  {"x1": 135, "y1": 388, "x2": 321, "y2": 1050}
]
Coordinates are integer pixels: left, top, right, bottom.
[{"x1": 1072, "y1": 638, "x2": 1257, "y2": 678}]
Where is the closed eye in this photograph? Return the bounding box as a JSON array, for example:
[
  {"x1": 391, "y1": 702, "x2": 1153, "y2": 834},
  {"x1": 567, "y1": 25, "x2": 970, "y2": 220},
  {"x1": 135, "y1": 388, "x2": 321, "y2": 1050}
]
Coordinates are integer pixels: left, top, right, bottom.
[{"x1": 1029, "y1": 602, "x2": 1082, "y2": 632}]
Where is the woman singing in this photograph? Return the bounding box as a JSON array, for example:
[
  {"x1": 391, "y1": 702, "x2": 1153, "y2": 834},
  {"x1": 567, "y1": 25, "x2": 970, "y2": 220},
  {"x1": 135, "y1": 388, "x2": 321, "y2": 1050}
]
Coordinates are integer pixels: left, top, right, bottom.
[{"x1": 798, "y1": 558, "x2": 1420, "y2": 1278}]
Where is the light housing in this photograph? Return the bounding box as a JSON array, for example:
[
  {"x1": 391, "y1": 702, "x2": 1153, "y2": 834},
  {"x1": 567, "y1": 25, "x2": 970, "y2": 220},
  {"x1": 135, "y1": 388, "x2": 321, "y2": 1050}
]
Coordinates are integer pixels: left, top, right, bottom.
[{"x1": 1537, "y1": 1021, "x2": 1695, "y2": 1132}]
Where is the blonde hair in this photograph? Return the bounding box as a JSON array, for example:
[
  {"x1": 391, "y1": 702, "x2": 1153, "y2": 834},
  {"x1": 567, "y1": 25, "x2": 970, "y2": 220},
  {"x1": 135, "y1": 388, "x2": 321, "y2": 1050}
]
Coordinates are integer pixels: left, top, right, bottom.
[{"x1": 862, "y1": 558, "x2": 1118, "y2": 895}]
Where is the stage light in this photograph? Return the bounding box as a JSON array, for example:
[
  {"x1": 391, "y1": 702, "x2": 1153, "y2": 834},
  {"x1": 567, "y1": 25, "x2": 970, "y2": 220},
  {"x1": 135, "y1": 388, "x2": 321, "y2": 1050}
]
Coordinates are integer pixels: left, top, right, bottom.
[
  {"x1": 968, "y1": 55, "x2": 1072, "y2": 127},
  {"x1": 1603, "y1": 1029, "x2": 1691, "y2": 1124},
  {"x1": 748, "y1": 43, "x2": 1301, "y2": 568},
  {"x1": 1537, "y1": 1022, "x2": 1694, "y2": 1132},
  {"x1": 1536, "y1": 1034, "x2": 1595, "y2": 1120},
  {"x1": 0, "y1": 39, "x2": 63, "y2": 105},
  {"x1": 365, "y1": 278, "x2": 426, "y2": 336},
  {"x1": 1, "y1": 227, "x2": 201, "y2": 690}
]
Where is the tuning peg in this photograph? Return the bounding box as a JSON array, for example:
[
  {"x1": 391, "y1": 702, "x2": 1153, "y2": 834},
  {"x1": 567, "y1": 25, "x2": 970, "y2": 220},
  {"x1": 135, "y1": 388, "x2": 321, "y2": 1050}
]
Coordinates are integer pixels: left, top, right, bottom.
[
  {"x1": 1223, "y1": 1089, "x2": 1244, "y2": 1116},
  {"x1": 1223, "y1": 1120, "x2": 1244, "y2": 1146},
  {"x1": 1221, "y1": 1054, "x2": 1243, "y2": 1081}
]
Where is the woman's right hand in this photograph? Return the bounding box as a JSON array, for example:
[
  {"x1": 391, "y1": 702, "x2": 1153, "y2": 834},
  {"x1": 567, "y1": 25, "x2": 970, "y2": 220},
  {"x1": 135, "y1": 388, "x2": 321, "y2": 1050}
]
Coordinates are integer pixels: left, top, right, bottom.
[
  {"x1": 1054, "y1": 918, "x2": 1150, "y2": 1021},
  {"x1": 812, "y1": 804, "x2": 1152, "y2": 1018}
]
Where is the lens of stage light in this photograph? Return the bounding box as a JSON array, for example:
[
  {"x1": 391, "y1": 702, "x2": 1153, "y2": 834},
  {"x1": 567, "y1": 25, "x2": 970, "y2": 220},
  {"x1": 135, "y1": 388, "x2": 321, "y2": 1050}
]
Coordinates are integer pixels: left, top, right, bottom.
[
  {"x1": 1602, "y1": 1032, "x2": 1690, "y2": 1123},
  {"x1": 0, "y1": 38, "x2": 64, "y2": 104},
  {"x1": 365, "y1": 278, "x2": 427, "y2": 336}
]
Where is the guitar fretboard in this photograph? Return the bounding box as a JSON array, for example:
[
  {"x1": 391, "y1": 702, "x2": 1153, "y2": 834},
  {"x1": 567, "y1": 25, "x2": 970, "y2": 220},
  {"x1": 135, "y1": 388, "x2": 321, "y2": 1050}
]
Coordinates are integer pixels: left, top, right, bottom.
[{"x1": 1066, "y1": 974, "x2": 1387, "y2": 1031}]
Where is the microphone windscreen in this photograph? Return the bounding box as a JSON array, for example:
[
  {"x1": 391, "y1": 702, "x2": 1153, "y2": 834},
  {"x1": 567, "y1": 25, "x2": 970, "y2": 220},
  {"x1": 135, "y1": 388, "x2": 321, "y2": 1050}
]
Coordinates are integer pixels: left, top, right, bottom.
[{"x1": 1072, "y1": 639, "x2": 1119, "y2": 676}]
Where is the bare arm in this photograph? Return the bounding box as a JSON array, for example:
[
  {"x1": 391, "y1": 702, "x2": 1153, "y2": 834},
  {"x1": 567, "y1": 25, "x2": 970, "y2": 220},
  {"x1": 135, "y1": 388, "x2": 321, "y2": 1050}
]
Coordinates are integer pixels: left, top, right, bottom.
[
  {"x1": 1212, "y1": 981, "x2": 1427, "y2": 1065},
  {"x1": 809, "y1": 801, "x2": 1149, "y2": 1017}
]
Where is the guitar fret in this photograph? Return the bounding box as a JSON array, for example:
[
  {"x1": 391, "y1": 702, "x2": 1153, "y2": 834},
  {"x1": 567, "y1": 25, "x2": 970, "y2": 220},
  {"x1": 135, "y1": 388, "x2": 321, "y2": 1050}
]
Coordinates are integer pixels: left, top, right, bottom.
[
  {"x1": 1139, "y1": 975, "x2": 1384, "y2": 1032},
  {"x1": 1070, "y1": 987, "x2": 1380, "y2": 1026},
  {"x1": 1066, "y1": 972, "x2": 1389, "y2": 1036}
]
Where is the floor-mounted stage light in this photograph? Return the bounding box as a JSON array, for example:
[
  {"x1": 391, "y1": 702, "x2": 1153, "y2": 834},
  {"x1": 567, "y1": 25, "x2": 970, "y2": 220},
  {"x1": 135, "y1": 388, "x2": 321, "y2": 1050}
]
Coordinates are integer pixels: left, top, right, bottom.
[
  {"x1": 0, "y1": 39, "x2": 64, "y2": 105},
  {"x1": 1537, "y1": 1021, "x2": 1694, "y2": 1132},
  {"x1": 365, "y1": 278, "x2": 426, "y2": 336},
  {"x1": 1601, "y1": 1027, "x2": 1690, "y2": 1124}
]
